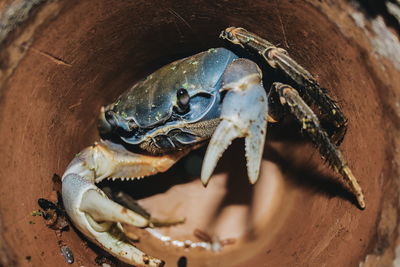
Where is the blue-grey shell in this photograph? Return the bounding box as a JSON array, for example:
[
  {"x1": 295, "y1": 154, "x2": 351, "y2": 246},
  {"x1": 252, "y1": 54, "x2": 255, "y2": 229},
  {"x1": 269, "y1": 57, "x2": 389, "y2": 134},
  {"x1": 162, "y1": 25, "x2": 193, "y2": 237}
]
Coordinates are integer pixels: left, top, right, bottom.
[{"x1": 113, "y1": 48, "x2": 237, "y2": 128}]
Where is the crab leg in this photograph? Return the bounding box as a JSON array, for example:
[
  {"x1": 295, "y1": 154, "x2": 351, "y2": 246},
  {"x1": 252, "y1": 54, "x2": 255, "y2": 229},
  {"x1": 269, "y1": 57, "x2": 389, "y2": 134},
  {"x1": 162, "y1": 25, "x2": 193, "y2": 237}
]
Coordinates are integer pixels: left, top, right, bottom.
[
  {"x1": 220, "y1": 27, "x2": 348, "y2": 145},
  {"x1": 271, "y1": 82, "x2": 365, "y2": 209},
  {"x1": 62, "y1": 140, "x2": 188, "y2": 266},
  {"x1": 201, "y1": 58, "x2": 268, "y2": 185}
]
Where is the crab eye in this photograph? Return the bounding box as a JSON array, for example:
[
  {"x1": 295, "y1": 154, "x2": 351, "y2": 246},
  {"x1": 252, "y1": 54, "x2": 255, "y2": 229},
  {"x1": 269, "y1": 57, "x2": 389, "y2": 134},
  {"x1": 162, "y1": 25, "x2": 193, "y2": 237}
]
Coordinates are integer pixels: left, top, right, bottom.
[
  {"x1": 176, "y1": 88, "x2": 190, "y2": 112},
  {"x1": 105, "y1": 110, "x2": 117, "y2": 128}
]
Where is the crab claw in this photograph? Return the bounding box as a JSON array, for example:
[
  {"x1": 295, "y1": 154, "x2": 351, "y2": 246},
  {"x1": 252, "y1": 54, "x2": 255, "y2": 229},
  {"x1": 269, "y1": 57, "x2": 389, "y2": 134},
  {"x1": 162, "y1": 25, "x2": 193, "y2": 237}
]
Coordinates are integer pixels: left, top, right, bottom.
[
  {"x1": 61, "y1": 141, "x2": 188, "y2": 266},
  {"x1": 201, "y1": 58, "x2": 268, "y2": 185}
]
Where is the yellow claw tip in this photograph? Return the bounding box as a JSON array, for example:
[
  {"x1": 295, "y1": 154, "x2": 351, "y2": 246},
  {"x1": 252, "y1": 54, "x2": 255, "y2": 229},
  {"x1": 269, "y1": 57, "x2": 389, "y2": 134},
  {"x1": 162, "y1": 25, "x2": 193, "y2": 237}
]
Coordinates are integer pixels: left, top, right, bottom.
[
  {"x1": 357, "y1": 197, "x2": 366, "y2": 210},
  {"x1": 201, "y1": 180, "x2": 209, "y2": 187}
]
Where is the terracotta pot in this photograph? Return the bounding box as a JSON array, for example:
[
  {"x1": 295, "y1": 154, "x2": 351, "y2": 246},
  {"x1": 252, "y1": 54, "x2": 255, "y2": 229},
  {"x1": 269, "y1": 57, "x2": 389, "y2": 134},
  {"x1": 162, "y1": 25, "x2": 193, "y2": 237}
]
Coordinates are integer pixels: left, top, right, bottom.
[{"x1": 0, "y1": 1, "x2": 399, "y2": 266}]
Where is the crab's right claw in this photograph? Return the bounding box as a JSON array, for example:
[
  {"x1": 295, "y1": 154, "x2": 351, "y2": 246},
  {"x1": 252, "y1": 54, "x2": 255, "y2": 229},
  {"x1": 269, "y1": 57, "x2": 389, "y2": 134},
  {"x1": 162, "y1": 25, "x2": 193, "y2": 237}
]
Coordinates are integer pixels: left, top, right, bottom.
[{"x1": 201, "y1": 58, "x2": 268, "y2": 185}]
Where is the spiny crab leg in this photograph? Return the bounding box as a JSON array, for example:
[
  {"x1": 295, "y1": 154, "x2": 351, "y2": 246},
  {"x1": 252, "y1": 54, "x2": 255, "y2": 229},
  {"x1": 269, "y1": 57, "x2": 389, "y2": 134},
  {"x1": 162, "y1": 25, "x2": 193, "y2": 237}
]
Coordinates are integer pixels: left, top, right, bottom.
[
  {"x1": 62, "y1": 140, "x2": 188, "y2": 266},
  {"x1": 201, "y1": 58, "x2": 268, "y2": 185},
  {"x1": 271, "y1": 82, "x2": 365, "y2": 209}
]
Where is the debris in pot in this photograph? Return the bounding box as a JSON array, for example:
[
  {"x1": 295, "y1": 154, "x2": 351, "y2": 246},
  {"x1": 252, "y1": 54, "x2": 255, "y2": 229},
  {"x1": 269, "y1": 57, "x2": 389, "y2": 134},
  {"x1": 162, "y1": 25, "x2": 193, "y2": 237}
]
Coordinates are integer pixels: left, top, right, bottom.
[
  {"x1": 177, "y1": 256, "x2": 187, "y2": 267},
  {"x1": 193, "y1": 229, "x2": 236, "y2": 251},
  {"x1": 36, "y1": 174, "x2": 69, "y2": 231},
  {"x1": 94, "y1": 255, "x2": 117, "y2": 267},
  {"x1": 193, "y1": 229, "x2": 212, "y2": 243},
  {"x1": 37, "y1": 197, "x2": 69, "y2": 231},
  {"x1": 146, "y1": 228, "x2": 235, "y2": 252},
  {"x1": 33, "y1": 174, "x2": 76, "y2": 263},
  {"x1": 60, "y1": 245, "x2": 74, "y2": 264}
]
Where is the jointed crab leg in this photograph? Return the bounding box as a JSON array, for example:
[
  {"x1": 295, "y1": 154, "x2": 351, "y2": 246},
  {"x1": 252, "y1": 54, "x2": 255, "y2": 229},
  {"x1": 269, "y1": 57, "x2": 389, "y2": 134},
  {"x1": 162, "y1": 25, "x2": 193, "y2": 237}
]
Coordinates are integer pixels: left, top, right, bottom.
[
  {"x1": 220, "y1": 27, "x2": 348, "y2": 145},
  {"x1": 271, "y1": 82, "x2": 365, "y2": 209},
  {"x1": 201, "y1": 58, "x2": 268, "y2": 185},
  {"x1": 62, "y1": 140, "x2": 188, "y2": 266}
]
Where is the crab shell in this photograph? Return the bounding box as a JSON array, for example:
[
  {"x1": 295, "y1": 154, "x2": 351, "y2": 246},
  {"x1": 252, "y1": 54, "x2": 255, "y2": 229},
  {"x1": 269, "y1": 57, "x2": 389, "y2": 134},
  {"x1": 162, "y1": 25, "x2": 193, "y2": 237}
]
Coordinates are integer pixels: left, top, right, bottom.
[{"x1": 98, "y1": 48, "x2": 238, "y2": 154}]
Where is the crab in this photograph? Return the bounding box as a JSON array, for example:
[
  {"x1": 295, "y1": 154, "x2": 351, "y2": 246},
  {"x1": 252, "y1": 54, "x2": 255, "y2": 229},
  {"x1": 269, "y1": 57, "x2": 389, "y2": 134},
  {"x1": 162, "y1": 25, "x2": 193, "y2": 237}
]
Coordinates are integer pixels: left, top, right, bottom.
[{"x1": 61, "y1": 27, "x2": 365, "y2": 266}]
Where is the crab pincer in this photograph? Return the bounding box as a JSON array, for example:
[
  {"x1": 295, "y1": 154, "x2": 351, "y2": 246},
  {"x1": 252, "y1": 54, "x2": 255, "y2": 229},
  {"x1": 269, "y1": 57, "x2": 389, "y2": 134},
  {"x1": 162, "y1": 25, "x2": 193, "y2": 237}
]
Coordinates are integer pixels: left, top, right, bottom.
[
  {"x1": 201, "y1": 58, "x2": 268, "y2": 185},
  {"x1": 62, "y1": 141, "x2": 187, "y2": 266}
]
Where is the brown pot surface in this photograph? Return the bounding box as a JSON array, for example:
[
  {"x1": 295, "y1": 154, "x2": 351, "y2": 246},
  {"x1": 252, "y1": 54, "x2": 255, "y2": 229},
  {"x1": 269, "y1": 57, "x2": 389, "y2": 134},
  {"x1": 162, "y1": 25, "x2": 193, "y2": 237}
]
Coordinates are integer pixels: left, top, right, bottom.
[{"x1": 0, "y1": 1, "x2": 399, "y2": 266}]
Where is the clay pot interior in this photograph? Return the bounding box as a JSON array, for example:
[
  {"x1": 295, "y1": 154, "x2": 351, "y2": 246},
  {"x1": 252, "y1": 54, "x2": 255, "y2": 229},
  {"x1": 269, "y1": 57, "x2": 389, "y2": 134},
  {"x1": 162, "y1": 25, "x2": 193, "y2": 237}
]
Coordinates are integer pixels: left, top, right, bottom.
[{"x1": 0, "y1": 1, "x2": 396, "y2": 266}]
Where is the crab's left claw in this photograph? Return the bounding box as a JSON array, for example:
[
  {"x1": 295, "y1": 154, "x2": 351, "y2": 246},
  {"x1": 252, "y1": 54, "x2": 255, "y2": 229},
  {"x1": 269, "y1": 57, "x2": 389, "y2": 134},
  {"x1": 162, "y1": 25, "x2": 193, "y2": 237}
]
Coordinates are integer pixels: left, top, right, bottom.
[
  {"x1": 201, "y1": 58, "x2": 268, "y2": 185},
  {"x1": 62, "y1": 142, "x2": 188, "y2": 266},
  {"x1": 63, "y1": 174, "x2": 163, "y2": 266}
]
